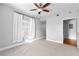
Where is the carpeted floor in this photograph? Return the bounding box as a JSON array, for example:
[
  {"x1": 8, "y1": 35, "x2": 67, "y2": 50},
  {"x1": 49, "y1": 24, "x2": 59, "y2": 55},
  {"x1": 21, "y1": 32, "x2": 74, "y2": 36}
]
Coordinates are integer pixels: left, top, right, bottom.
[{"x1": 0, "y1": 39, "x2": 79, "y2": 56}]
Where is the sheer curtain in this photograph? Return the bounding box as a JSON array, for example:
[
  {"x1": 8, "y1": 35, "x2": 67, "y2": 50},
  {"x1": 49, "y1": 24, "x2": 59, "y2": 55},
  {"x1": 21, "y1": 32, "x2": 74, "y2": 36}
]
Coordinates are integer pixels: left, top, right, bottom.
[
  {"x1": 13, "y1": 12, "x2": 23, "y2": 43},
  {"x1": 23, "y1": 16, "x2": 35, "y2": 41},
  {"x1": 29, "y1": 18, "x2": 35, "y2": 39}
]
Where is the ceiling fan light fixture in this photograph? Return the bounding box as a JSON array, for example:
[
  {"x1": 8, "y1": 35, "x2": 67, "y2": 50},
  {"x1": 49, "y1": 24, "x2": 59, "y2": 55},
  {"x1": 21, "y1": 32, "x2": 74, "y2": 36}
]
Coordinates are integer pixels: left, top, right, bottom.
[
  {"x1": 30, "y1": 3, "x2": 50, "y2": 14},
  {"x1": 37, "y1": 8, "x2": 42, "y2": 12}
]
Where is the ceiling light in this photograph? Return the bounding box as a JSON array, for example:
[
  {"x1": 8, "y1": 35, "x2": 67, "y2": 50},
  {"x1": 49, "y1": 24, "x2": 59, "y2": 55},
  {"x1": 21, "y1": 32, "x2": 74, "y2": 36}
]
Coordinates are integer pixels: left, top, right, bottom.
[{"x1": 37, "y1": 8, "x2": 42, "y2": 12}]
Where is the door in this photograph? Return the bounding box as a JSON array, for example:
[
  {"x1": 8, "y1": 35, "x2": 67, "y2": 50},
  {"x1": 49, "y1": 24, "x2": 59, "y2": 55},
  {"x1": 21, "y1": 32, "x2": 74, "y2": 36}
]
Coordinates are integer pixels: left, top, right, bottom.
[{"x1": 63, "y1": 19, "x2": 77, "y2": 46}]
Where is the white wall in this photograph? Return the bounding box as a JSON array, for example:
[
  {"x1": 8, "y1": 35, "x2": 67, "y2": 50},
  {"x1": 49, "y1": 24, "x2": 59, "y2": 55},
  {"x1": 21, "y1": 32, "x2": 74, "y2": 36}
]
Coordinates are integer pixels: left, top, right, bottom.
[
  {"x1": 47, "y1": 16, "x2": 63, "y2": 43},
  {"x1": 46, "y1": 3, "x2": 79, "y2": 44},
  {"x1": 0, "y1": 4, "x2": 14, "y2": 48},
  {"x1": 0, "y1": 4, "x2": 46, "y2": 49},
  {"x1": 0, "y1": 4, "x2": 26, "y2": 49},
  {"x1": 47, "y1": 17, "x2": 77, "y2": 44}
]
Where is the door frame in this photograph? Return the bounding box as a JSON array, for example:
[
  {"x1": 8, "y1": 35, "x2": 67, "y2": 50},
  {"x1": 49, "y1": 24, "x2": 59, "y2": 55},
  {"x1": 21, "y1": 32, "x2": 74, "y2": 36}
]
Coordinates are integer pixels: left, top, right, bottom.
[{"x1": 63, "y1": 18, "x2": 77, "y2": 47}]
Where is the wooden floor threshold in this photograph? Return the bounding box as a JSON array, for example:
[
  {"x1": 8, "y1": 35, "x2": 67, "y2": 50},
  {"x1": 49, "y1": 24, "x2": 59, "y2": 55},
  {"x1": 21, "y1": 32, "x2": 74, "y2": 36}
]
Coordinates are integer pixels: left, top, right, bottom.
[{"x1": 64, "y1": 38, "x2": 77, "y2": 46}]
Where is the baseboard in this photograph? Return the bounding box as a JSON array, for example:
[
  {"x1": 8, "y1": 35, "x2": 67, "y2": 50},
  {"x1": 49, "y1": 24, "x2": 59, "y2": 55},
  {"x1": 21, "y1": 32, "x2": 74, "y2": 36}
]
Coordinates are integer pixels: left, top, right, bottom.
[
  {"x1": 46, "y1": 39, "x2": 63, "y2": 44},
  {"x1": 35, "y1": 36, "x2": 46, "y2": 40},
  {"x1": 0, "y1": 42, "x2": 25, "y2": 51}
]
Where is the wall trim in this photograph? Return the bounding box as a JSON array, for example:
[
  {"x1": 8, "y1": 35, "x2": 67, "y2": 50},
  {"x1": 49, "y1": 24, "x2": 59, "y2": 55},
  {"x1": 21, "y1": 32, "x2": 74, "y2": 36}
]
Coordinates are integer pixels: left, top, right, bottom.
[
  {"x1": 35, "y1": 36, "x2": 46, "y2": 40},
  {"x1": 46, "y1": 39, "x2": 63, "y2": 44},
  {"x1": 63, "y1": 17, "x2": 77, "y2": 21},
  {"x1": 0, "y1": 36, "x2": 45, "y2": 52},
  {"x1": 0, "y1": 42, "x2": 25, "y2": 52}
]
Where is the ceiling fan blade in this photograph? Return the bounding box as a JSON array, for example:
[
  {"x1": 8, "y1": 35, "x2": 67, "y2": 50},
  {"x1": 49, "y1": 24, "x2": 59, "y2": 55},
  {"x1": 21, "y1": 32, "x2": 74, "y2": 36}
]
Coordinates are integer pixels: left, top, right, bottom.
[
  {"x1": 42, "y1": 3, "x2": 50, "y2": 8},
  {"x1": 34, "y1": 3, "x2": 40, "y2": 8},
  {"x1": 43, "y1": 9, "x2": 49, "y2": 12},
  {"x1": 30, "y1": 9, "x2": 37, "y2": 11}
]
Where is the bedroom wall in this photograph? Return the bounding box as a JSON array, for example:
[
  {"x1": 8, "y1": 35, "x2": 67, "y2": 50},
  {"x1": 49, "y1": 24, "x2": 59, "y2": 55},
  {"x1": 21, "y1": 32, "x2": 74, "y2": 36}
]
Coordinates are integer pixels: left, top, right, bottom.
[
  {"x1": 0, "y1": 4, "x2": 32, "y2": 49},
  {"x1": 0, "y1": 4, "x2": 46, "y2": 49},
  {"x1": 0, "y1": 4, "x2": 14, "y2": 48},
  {"x1": 46, "y1": 3, "x2": 79, "y2": 44}
]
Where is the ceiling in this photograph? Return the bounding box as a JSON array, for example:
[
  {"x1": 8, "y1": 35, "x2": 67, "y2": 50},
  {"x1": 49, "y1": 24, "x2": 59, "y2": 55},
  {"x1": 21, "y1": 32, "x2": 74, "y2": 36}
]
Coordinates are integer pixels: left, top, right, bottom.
[{"x1": 5, "y1": 3, "x2": 79, "y2": 19}]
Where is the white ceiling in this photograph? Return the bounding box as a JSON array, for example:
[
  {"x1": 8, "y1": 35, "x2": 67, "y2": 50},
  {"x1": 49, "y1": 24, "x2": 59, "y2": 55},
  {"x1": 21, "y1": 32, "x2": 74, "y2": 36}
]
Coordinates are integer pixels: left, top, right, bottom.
[{"x1": 5, "y1": 3, "x2": 79, "y2": 19}]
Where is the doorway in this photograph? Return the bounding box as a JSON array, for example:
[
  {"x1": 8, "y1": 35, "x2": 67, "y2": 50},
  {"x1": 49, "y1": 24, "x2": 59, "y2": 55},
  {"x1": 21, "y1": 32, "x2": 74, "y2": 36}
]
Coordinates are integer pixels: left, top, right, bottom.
[{"x1": 63, "y1": 19, "x2": 77, "y2": 46}]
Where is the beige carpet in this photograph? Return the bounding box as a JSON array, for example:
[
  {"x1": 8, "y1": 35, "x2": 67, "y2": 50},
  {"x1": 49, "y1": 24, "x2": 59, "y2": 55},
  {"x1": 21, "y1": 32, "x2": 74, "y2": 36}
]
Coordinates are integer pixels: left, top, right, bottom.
[{"x1": 0, "y1": 39, "x2": 79, "y2": 56}]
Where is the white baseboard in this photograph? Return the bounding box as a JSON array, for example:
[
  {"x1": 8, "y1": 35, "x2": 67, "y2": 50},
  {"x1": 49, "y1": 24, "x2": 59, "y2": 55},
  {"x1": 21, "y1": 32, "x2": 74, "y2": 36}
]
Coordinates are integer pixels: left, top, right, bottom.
[
  {"x1": 0, "y1": 42, "x2": 25, "y2": 51},
  {"x1": 22, "y1": 36, "x2": 45, "y2": 43},
  {"x1": 46, "y1": 39, "x2": 63, "y2": 44},
  {"x1": 0, "y1": 37, "x2": 46, "y2": 51},
  {"x1": 35, "y1": 36, "x2": 46, "y2": 40}
]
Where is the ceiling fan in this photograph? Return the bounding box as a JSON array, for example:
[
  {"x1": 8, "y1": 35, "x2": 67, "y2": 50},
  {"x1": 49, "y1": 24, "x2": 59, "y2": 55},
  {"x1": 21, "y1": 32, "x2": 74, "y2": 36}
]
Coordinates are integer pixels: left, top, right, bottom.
[{"x1": 30, "y1": 3, "x2": 50, "y2": 14}]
